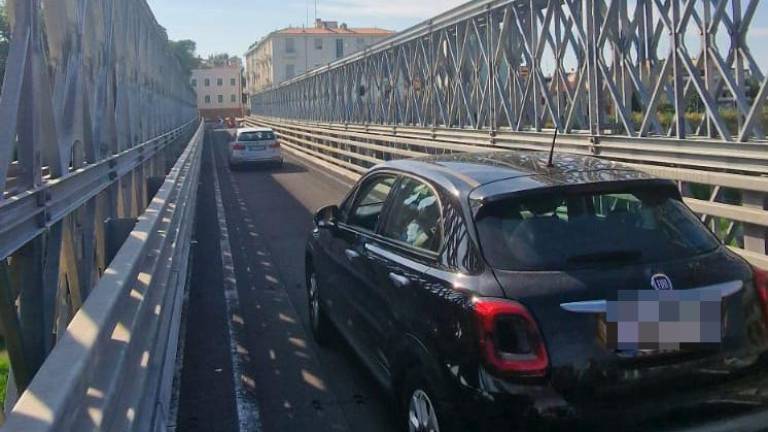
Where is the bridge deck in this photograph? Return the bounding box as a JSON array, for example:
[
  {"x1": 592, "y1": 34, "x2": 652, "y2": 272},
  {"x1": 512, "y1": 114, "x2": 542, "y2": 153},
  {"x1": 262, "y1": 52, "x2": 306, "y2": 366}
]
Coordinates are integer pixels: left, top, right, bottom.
[{"x1": 176, "y1": 130, "x2": 394, "y2": 431}]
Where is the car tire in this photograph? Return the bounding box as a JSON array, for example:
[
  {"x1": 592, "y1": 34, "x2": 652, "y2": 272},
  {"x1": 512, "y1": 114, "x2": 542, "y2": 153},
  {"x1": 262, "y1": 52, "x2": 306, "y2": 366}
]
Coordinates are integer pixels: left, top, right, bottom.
[
  {"x1": 307, "y1": 268, "x2": 335, "y2": 347},
  {"x1": 400, "y1": 368, "x2": 463, "y2": 432}
]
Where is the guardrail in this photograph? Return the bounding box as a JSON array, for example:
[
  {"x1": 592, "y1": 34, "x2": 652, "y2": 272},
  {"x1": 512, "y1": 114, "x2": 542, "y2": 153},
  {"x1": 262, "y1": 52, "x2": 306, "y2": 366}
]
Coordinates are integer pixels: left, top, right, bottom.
[
  {"x1": 251, "y1": 0, "x2": 767, "y2": 143},
  {"x1": 0, "y1": 0, "x2": 198, "y2": 423},
  {"x1": 245, "y1": 115, "x2": 768, "y2": 269},
  {"x1": 246, "y1": 0, "x2": 767, "y2": 267},
  {"x1": 0, "y1": 121, "x2": 204, "y2": 431}
]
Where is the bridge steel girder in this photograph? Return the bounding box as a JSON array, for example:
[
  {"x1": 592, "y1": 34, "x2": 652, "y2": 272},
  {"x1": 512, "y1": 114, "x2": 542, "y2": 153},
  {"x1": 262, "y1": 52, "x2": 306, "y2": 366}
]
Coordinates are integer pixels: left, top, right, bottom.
[
  {"x1": 248, "y1": 0, "x2": 767, "y2": 268},
  {"x1": 0, "y1": 0, "x2": 198, "y2": 429},
  {"x1": 252, "y1": 0, "x2": 767, "y2": 142}
]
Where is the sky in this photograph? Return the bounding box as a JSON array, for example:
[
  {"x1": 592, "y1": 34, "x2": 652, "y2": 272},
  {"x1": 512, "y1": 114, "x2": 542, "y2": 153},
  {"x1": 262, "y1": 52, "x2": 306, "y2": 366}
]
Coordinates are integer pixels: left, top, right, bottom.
[
  {"x1": 147, "y1": 0, "x2": 466, "y2": 58},
  {"x1": 146, "y1": 0, "x2": 768, "y2": 71}
]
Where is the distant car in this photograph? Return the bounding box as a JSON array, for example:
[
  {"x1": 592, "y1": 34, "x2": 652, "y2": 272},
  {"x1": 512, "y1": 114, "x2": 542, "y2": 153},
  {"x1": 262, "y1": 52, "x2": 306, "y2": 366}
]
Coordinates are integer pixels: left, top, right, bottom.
[
  {"x1": 305, "y1": 151, "x2": 768, "y2": 431},
  {"x1": 228, "y1": 127, "x2": 282, "y2": 168}
]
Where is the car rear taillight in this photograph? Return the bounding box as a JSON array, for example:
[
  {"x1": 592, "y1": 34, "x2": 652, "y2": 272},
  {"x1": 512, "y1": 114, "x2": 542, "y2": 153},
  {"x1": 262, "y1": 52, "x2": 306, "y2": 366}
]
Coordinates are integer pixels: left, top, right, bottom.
[
  {"x1": 232, "y1": 143, "x2": 245, "y2": 150},
  {"x1": 269, "y1": 142, "x2": 280, "y2": 149},
  {"x1": 473, "y1": 298, "x2": 549, "y2": 377},
  {"x1": 753, "y1": 267, "x2": 768, "y2": 323}
]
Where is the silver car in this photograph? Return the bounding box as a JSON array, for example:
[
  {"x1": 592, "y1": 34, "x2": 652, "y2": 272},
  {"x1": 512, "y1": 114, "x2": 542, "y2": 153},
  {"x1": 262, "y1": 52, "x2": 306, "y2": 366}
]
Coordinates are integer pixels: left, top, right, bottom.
[{"x1": 228, "y1": 127, "x2": 283, "y2": 168}]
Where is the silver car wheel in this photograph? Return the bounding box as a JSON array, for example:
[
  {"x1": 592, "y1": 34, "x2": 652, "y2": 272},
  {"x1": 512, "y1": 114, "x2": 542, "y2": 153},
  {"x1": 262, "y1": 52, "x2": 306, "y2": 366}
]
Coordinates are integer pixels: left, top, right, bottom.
[
  {"x1": 309, "y1": 272, "x2": 320, "y2": 330},
  {"x1": 408, "y1": 389, "x2": 440, "y2": 432}
]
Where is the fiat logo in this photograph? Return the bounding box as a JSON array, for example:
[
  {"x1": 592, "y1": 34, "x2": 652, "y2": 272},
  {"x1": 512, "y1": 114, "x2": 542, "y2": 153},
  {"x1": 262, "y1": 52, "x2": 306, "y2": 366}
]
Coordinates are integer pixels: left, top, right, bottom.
[{"x1": 651, "y1": 274, "x2": 674, "y2": 291}]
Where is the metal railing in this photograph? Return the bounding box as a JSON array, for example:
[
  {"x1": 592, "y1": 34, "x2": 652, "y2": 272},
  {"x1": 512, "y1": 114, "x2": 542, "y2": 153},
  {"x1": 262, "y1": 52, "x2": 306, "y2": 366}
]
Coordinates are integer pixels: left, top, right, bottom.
[
  {"x1": 0, "y1": 0, "x2": 198, "y2": 427},
  {"x1": 251, "y1": 0, "x2": 767, "y2": 143},
  {"x1": 247, "y1": 0, "x2": 767, "y2": 268},
  {"x1": 245, "y1": 115, "x2": 768, "y2": 269},
  {"x1": 0, "y1": 121, "x2": 203, "y2": 431}
]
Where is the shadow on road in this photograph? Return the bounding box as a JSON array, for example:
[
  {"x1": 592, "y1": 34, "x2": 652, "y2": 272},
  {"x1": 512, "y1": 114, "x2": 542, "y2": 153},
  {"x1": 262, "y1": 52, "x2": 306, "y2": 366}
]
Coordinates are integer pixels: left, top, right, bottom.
[{"x1": 203, "y1": 129, "x2": 397, "y2": 431}]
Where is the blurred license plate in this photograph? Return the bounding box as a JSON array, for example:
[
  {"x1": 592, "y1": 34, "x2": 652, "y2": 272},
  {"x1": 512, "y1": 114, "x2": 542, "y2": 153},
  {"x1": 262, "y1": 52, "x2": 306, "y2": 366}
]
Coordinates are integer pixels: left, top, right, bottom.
[
  {"x1": 247, "y1": 144, "x2": 265, "y2": 151},
  {"x1": 597, "y1": 289, "x2": 722, "y2": 351}
]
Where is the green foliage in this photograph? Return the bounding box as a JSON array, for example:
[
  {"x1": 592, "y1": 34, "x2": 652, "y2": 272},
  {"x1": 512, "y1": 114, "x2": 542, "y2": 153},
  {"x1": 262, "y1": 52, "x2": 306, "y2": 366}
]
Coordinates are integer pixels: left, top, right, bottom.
[
  {"x1": 631, "y1": 108, "x2": 768, "y2": 137},
  {"x1": 207, "y1": 53, "x2": 241, "y2": 67},
  {"x1": 746, "y1": 78, "x2": 761, "y2": 100},
  {"x1": 169, "y1": 39, "x2": 201, "y2": 76},
  {"x1": 208, "y1": 53, "x2": 230, "y2": 66},
  {"x1": 0, "y1": 348, "x2": 7, "y2": 407}
]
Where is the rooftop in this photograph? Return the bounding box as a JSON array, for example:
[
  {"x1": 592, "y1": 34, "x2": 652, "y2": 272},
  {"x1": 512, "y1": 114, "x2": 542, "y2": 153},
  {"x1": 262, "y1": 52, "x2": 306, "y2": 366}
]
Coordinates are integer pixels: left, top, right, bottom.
[
  {"x1": 246, "y1": 19, "x2": 394, "y2": 54},
  {"x1": 378, "y1": 151, "x2": 657, "y2": 199},
  {"x1": 277, "y1": 27, "x2": 393, "y2": 36}
]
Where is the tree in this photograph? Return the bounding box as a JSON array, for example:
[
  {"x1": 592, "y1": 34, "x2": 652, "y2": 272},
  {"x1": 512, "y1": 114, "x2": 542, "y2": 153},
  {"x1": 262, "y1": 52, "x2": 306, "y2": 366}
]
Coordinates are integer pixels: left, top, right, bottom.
[
  {"x1": 208, "y1": 53, "x2": 234, "y2": 67},
  {"x1": 169, "y1": 39, "x2": 201, "y2": 76},
  {"x1": 0, "y1": 2, "x2": 10, "y2": 89}
]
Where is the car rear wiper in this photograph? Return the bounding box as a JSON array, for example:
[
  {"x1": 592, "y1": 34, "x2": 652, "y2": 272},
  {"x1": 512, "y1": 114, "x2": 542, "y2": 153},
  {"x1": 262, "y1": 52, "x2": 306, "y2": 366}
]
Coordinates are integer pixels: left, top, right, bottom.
[{"x1": 567, "y1": 249, "x2": 642, "y2": 264}]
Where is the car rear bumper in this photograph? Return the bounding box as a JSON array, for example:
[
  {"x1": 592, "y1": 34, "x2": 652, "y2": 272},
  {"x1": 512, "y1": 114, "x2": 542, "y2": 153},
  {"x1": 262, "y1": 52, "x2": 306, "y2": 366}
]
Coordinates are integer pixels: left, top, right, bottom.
[
  {"x1": 670, "y1": 410, "x2": 768, "y2": 432},
  {"x1": 448, "y1": 359, "x2": 768, "y2": 431},
  {"x1": 229, "y1": 153, "x2": 283, "y2": 165}
]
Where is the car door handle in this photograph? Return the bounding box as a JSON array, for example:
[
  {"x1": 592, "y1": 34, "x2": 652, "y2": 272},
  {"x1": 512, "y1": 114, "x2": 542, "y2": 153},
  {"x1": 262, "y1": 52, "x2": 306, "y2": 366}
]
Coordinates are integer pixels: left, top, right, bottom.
[
  {"x1": 388, "y1": 272, "x2": 410, "y2": 288},
  {"x1": 344, "y1": 249, "x2": 360, "y2": 260}
]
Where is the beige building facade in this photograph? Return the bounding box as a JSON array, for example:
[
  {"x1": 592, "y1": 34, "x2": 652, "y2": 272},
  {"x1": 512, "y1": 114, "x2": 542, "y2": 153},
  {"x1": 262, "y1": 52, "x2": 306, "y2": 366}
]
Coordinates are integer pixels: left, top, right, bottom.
[
  {"x1": 245, "y1": 19, "x2": 394, "y2": 96},
  {"x1": 191, "y1": 63, "x2": 244, "y2": 120}
]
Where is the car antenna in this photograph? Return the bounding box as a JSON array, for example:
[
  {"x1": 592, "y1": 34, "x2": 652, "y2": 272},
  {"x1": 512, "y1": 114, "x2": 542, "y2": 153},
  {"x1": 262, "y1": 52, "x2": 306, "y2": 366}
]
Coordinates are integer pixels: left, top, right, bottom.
[{"x1": 547, "y1": 126, "x2": 559, "y2": 168}]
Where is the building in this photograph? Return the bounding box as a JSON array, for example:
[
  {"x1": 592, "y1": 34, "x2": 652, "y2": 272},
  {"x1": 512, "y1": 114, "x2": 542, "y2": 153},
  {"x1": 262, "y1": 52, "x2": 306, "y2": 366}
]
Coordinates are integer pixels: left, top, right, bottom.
[
  {"x1": 191, "y1": 60, "x2": 244, "y2": 120},
  {"x1": 245, "y1": 19, "x2": 394, "y2": 95}
]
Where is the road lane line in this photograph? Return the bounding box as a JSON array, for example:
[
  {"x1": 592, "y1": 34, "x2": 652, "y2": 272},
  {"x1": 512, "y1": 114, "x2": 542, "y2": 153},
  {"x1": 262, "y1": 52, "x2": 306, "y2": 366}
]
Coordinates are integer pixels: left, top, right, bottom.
[{"x1": 211, "y1": 141, "x2": 263, "y2": 432}]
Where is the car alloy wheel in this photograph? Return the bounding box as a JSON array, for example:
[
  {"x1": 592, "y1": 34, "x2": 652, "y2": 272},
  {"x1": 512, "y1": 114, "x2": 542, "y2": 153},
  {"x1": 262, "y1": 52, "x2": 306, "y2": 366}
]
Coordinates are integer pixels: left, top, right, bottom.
[
  {"x1": 308, "y1": 272, "x2": 320, "y2": 331},
  {"x1": 408, "y1": 389, "x2": 441, "y2": 432}
]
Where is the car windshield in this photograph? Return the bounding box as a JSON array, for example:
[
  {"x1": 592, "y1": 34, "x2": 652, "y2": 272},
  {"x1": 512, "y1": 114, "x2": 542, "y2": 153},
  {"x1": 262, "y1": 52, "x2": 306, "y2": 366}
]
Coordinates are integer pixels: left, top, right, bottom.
[
  {"x1": 238, "y1": 131, "x2": 274, "y2": 141},
  {"x1": 475, "y1": 185, "x2": 720, "y2": 271}
]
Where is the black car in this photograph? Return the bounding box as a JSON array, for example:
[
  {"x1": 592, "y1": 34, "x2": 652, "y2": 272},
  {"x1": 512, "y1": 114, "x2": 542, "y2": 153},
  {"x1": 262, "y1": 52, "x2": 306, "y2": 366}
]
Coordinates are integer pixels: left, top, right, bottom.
[{"x1": 304, "y1": 151, "x2": 768, "y2": 431}]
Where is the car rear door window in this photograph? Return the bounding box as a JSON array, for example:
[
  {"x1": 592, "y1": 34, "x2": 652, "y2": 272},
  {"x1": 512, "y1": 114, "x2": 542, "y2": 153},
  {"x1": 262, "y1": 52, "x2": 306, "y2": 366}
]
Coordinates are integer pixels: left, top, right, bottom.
[
  {"x1": 238, "y1": 131, "x2": 274, "y2": 141},
  {"x1": 346, "y1": 175, "x2": 397, "y2": 232},
  {"x1": 382, "y1": 177, "x2": 442, "y2": 252},
  {"x1": 475, "y1": 185, "x2": 720, "y2": 271}
]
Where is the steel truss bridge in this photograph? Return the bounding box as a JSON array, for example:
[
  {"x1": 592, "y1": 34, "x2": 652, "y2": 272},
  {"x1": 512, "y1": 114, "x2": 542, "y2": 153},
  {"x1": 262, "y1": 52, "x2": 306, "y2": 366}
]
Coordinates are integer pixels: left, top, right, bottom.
[
  {"x1": 0, "y1": 0, "x2": 765, "y2": 430},
  {"x1": 0, "y1": 0, "x2": 200, "y2": 430},
  {"x1": 249, "y1": 0, "x2": 768, "y2": 269}
]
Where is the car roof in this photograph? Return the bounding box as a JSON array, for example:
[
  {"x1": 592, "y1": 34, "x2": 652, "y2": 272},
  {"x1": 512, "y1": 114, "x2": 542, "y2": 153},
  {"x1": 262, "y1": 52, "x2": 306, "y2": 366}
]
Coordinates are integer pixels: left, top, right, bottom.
[
  {"x1": 372, "y1": 150, "x2": 658, "y2": 201},
  {"x1": 237, "y1": 127, "x2": 272, "y2": 134}
]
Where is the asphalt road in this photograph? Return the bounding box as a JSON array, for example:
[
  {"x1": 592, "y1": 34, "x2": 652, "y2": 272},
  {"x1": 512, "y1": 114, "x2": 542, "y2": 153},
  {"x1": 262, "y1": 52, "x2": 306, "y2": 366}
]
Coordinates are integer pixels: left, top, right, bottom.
[{"x1": 177, "y1": 130, "x2": 396, "y2": 432}]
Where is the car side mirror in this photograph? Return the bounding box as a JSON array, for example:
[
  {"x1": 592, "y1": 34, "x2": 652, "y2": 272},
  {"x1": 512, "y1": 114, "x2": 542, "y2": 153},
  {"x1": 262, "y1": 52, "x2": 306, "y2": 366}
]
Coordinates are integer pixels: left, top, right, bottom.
[{"x1": 314, "y1": 205, "x2": 339, "y2": 229}]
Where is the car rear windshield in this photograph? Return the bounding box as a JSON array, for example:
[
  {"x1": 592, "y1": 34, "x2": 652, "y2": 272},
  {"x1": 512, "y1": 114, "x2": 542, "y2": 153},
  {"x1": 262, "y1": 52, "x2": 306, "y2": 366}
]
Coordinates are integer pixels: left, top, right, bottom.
[
  {"x1": 238, "y1": 131, "x2": 274, "y2": 141},
  {"x1": 475, "y1": 185, "x2": 720, "y2": 271}
]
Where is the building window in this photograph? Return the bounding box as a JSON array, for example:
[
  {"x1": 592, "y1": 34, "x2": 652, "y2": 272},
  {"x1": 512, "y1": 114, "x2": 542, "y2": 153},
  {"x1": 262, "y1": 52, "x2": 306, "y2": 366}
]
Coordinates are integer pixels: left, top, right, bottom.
[
  {"x1": 314, "y1": 38, "x2": 323, "y2": 50},
  {"x1": 204, "y1": 95, "x2": 211, "y2": 104},
  {"x1": 218, "y1": 95, "x2": 224, "y2": 104},
  {"x1": 335, "y1": 39, "x2": 344, "y2": 58},
  {"x1": 285, "y1": 38, "x2": 295, "y2": 53},
  {"x1": 231, "y1": 94, "x2": 237, "y2": 103},
  {"x1": 230, "y1": 78, "x2": 236, "y2": 86},
  {"x1": 191, "y1": 79, "x2": 197, "y2": 87},
  {"x1": 217, "y1": 78, "x2": 223, "y2": 86},
  {"x1": 286, "y1": 64, "x2": 295, "y2": 80},
  {"x1": 204, "y1": 78, "x2": 210, "y2": 87}
]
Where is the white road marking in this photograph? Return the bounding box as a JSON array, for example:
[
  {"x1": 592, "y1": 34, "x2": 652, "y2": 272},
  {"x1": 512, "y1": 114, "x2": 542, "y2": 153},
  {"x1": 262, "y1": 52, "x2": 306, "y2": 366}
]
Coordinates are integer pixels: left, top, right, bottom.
[{"x1": 211, "y1": 144, "x2": 263, "y2": 432}]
